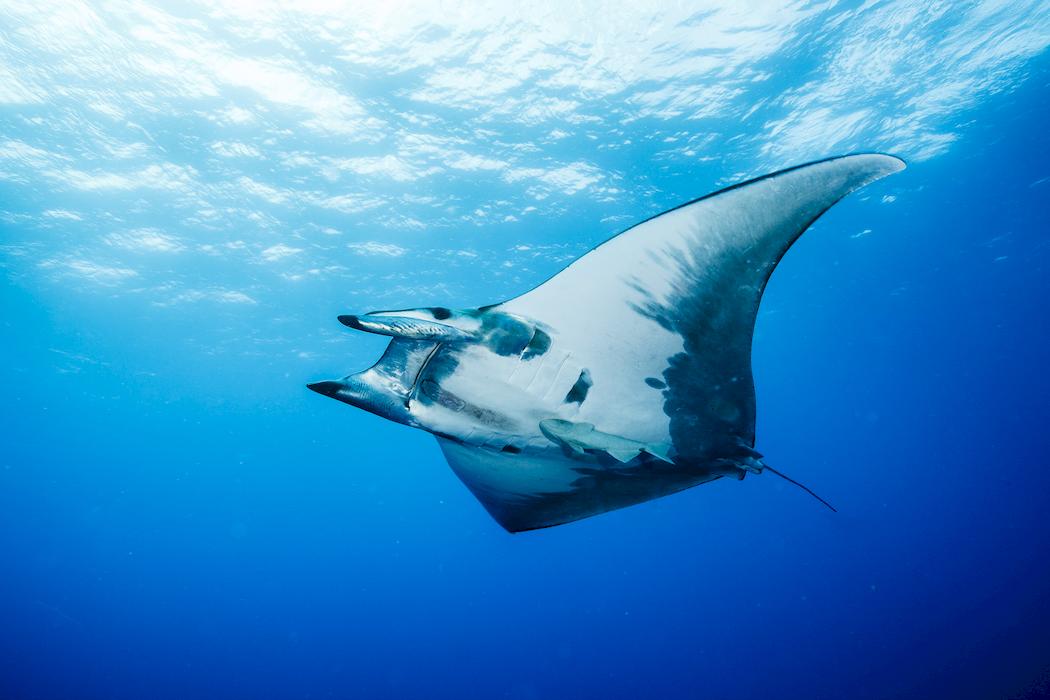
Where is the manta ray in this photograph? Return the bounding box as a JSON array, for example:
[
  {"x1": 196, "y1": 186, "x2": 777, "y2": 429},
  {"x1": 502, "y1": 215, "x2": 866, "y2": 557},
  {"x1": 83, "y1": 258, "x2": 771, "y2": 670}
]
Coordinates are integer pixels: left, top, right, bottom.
[{"x1": 309, "y1": 153, "x2": 905, "y2": 532}]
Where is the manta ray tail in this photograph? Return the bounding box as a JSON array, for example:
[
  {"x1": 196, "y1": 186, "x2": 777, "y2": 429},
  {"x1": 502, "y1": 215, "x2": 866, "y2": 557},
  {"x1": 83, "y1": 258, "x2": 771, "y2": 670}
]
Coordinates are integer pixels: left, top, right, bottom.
[{"x1": 762, "y1": 464, "x2": 838, "y2": 513}]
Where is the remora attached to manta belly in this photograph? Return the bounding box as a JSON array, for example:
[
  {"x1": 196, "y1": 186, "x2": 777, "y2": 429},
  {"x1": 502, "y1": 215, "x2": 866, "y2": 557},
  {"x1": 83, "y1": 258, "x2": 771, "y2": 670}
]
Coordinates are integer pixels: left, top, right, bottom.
[{"x1": 309, "y1": 153, "x2": 906, "y2": 532}]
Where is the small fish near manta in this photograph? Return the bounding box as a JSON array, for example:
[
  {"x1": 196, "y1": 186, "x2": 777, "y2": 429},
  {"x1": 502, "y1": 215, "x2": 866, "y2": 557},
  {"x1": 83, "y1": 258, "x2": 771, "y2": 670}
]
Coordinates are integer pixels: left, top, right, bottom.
[{"x1": 309, "y1": 154, "x2": 905, "y2": 532}]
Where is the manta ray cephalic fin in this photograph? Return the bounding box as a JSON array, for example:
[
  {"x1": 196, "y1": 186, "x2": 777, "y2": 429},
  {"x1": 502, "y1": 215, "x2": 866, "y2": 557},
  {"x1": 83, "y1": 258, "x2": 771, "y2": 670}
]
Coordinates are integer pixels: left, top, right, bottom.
[{"x1": 338, "y1": 313, "x2": 475, "y2": 342}]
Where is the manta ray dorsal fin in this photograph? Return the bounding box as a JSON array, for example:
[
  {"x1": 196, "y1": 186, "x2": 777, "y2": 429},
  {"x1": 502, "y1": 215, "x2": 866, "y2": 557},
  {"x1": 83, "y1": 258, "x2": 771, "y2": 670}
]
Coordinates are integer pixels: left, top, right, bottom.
[{"x1": 499, "y1": 154, "x2": 905, "y2": 459}]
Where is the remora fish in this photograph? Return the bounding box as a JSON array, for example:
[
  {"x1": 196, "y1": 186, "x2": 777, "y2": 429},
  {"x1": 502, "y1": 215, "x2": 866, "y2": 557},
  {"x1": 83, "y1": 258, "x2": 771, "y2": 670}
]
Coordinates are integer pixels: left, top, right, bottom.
[{"x1": 309, "y1": 154, "x2": 905, "y2": 532}]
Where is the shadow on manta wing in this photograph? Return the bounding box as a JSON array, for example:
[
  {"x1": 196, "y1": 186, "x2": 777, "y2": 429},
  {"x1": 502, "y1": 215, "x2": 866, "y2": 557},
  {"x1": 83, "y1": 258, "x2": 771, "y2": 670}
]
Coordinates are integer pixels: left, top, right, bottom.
[{"x1": 308, "y1": 153, "x2": 905, "y2": 532}]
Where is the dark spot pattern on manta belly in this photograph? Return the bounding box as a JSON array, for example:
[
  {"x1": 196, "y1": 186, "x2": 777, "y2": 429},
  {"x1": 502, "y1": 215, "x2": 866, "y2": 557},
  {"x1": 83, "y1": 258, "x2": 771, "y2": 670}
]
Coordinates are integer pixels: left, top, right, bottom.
[
  {"x1": 480, "y1": 311, "x2": 534, "y2": 356},
  {"x1": 626, "y1": 240, "x2": 763, "y2": 462},
  {"x1": 564, "y1": 369, "x2": 592, "y2": 404},
  {"x1": 645, "y1": 377, "x2": 666, "y2": 389}
]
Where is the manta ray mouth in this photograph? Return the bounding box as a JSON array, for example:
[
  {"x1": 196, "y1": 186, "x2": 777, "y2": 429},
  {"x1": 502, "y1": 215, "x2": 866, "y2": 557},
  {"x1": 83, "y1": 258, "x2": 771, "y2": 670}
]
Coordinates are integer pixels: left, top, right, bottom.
[{"x1": 307, "y1": 334, "x2": 447, "y2": 427}]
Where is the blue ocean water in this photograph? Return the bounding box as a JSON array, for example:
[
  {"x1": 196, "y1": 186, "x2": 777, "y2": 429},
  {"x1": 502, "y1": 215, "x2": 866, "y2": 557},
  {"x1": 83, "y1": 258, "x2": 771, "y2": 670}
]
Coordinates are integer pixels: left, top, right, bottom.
[{"x1": 1, "y1": 3, "x2": 1049, "y2": 698}]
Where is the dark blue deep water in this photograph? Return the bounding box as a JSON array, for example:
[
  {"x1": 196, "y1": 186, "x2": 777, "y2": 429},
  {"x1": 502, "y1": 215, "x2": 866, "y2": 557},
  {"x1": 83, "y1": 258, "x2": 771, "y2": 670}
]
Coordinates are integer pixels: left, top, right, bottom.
[{"x1": 1, "y1": 4, "x2": 1049, "y2": 699}]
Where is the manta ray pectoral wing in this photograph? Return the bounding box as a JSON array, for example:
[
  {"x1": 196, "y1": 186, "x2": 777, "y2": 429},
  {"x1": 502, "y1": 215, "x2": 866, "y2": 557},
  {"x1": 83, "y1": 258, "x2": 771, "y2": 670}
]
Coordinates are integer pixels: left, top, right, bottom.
[
  {"x1": 498, "y1": 154, "x2": 905, "y2": 462},
  {"x1": 437, "y1": 437, "x2": 725, "y2": 532}
]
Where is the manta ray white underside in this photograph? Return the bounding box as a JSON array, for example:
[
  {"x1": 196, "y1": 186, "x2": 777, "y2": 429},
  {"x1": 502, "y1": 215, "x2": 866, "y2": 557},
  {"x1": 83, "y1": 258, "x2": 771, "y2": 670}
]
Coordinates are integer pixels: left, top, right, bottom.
[{"x1": 309, "y1": 154, "x2": 905, "y2": 532}]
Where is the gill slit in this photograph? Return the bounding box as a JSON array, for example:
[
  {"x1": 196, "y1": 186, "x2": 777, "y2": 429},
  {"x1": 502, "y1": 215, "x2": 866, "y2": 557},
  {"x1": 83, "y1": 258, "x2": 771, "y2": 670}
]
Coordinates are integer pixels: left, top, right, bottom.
[{"x1": 405, "y1": 342, "x2": 443, "y2": 407}]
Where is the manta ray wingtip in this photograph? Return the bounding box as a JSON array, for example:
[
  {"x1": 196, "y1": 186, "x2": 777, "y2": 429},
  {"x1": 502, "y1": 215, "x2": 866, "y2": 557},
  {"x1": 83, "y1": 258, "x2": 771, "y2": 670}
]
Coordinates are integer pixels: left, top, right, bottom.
[
  {"x1": 872, "y1": 151, "x2": 906, "y2": 170},
  {"x1": 845, "y1": 151, "x2": 907, "y2": 174}
]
